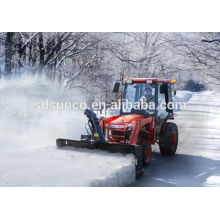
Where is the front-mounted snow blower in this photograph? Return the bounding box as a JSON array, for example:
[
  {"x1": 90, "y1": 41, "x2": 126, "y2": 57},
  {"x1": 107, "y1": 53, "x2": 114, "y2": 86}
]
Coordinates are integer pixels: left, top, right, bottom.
[{"x1": 56, "y1": 78, "x2": 178, "y2": 178}]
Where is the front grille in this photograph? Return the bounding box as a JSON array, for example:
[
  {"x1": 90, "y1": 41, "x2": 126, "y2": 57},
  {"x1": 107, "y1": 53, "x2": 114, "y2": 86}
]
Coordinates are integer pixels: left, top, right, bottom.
[{"x1": 111, "y1": 130, "x2": 124, "y2": 136}]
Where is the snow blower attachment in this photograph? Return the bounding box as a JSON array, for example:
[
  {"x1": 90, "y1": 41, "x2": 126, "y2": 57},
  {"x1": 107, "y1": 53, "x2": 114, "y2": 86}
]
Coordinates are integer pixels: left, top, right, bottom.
[{"x1": 56, "y1": 78, "x2": 178, "y2": 178}]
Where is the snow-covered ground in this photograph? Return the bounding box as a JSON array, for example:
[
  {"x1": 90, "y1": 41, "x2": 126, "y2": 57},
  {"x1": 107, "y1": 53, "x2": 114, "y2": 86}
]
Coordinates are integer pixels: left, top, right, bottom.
[
  {"x1": 0, "y1": 77, "x2": 135, "y2": 186},
  {"x1": 133, "y1": 91, "x2": 220, "y2": 186}
]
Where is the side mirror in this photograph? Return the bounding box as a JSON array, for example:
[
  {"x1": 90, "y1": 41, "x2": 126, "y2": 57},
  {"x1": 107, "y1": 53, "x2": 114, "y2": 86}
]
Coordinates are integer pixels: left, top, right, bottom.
[{"x1": 113, "y1": 81, "x2": 120, "y2": 93}]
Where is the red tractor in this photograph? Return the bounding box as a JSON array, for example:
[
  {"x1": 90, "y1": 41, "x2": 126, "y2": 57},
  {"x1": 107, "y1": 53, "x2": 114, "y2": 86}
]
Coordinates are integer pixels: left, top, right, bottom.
[{"x1": 57, "y1": 78, "x2": 178, "y2": 177}]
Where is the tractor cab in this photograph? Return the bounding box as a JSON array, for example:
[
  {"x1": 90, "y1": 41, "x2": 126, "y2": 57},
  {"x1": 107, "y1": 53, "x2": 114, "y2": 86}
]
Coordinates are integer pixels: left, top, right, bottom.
[
  {"x1": 114, "y1": 78, "x2": 176, "y2": 118},
  {"x1": 122, "y1": 80, "x2": 156, "y2": 115}
]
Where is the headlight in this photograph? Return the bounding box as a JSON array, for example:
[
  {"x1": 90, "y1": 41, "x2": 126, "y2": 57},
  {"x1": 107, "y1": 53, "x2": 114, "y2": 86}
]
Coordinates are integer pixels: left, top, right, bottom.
[
  {"x1": 126, "y1": 123, "x2": 134, "y2": 128},
  {"x1": 110, "y1": 124, "x2": 124, "y2": 129}
]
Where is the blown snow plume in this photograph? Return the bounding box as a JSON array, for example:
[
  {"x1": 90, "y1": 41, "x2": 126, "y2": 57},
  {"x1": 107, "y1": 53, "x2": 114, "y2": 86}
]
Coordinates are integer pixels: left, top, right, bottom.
[{"x1": 0, "y1": 76, "x2": 136, "y2": 186}]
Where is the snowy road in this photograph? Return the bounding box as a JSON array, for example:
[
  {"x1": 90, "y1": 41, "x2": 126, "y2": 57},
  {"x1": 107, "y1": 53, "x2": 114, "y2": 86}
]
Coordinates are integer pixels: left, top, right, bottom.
[{"x1": 132, "y1": 91, "x2": 220, "y2": 186}]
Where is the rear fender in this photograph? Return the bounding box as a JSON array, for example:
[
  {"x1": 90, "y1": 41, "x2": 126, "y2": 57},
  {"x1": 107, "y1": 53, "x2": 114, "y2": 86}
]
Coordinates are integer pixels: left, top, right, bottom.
[{"x1": 161, "y1": 115, "x2": 174, "y2": 134}]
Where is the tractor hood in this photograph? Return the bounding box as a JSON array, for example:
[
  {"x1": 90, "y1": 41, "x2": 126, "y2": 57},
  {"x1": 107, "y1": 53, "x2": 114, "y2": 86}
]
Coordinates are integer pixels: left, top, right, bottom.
[{"x1": 112, "y1": 114, "x2": 145, "y2": 124}]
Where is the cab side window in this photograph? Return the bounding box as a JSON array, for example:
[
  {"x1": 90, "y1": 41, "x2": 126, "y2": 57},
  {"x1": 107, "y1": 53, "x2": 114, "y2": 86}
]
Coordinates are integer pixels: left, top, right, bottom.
[{"x1": 158, "y1": 83, "x2": 168, "y2": 119}]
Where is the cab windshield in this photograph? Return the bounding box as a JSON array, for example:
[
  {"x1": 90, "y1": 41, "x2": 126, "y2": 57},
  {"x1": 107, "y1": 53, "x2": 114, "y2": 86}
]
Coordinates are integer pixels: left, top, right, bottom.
[{"x1": 122, "y1": 82, "x2": 156, "y2": 114}]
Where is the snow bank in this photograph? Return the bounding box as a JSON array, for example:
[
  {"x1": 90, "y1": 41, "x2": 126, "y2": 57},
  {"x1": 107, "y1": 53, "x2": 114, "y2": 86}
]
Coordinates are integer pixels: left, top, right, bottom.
[
  {"x1": 0, "y1": 76, "x2": 136, "y2": 186},
  {"x1": 205, "y1": 176, "x2": 220, "y2": 187},
  {"x1": 0, "y1": 147, "x2": 135, "y2": 187}
]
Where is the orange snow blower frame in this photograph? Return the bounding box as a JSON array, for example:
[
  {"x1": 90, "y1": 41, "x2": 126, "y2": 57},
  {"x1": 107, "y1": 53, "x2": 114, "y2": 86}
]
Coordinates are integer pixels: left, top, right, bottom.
[{"x1": 56, "y1": 78, "x2": 178, "y2": 178}]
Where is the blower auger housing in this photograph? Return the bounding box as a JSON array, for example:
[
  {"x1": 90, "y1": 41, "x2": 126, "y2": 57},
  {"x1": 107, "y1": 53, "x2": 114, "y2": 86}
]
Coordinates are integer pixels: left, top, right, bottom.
[{"x1": 56, "y1": 78, "x2": 178, "y2": 178}]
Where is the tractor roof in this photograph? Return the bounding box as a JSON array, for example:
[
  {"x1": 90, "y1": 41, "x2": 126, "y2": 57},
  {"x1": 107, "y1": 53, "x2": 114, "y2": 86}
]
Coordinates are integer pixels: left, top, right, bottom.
[{"x1": 125, "y1": 78, "x2": 173, "y2": 83}]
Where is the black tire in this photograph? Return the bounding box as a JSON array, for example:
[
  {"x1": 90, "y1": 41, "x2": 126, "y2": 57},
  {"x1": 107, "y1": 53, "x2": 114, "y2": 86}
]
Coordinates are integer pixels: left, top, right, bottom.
[
  {"x1": 159, "y1": 122, "x2": 178, "y2": 155},
  {"x1": 141, "y1": 142, "x2": 152, "y2": 166}
]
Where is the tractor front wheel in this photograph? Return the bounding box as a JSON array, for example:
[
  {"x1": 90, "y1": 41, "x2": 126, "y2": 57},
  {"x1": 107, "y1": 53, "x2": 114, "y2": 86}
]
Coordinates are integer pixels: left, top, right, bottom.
[
  {"x1": 159, "y1": 122, "x2": 178, "y2": 155},
  {"x1": 142, "y1": 142, "x2": 152, "y2": 166}
]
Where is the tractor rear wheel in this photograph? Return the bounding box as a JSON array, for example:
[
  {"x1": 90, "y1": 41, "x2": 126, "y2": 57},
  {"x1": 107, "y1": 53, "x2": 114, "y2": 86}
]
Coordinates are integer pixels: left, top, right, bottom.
[
  {"x1": 159, "y1": 122, "x2": 178, "y2": 155},
  {"x1": 142, "y1": 142, "x2": 152, "y2": 166}
]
